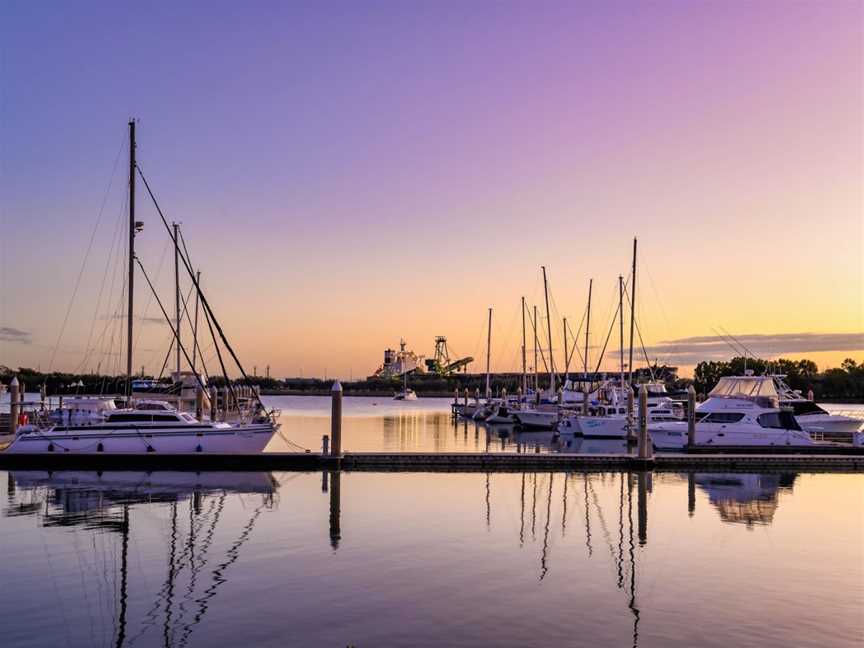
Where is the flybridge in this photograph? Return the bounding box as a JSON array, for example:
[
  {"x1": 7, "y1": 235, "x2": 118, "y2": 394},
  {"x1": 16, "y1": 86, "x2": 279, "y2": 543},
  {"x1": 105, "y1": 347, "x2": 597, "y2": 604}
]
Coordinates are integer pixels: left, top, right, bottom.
[{"x1": 709, "y1": 376, "x2": 779, "y2": 400}]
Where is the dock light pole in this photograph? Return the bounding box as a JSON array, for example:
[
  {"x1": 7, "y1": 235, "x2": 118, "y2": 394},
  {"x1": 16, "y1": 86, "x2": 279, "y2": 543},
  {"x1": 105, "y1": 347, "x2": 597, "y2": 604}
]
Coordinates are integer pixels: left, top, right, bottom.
[
  {"x1": 638, "y1": 384, "x2": 652, "y2": 459},
  {"x1": 687, "y1": 385, "x2": 697, "y2": 449},
  {"x1": 330, "y1": 380, "x2": 343, "y2": 457},
  {"x1": 9, "y1": 377, "x2": 19, "y2": 436}
]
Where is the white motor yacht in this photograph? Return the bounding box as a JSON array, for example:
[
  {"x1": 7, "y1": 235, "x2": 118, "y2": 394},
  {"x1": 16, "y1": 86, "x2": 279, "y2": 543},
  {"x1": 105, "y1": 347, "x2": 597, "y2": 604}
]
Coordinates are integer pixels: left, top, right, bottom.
[
  {"x1": 771, "y1": 376, "x2": 863, "y2": 436},
  {"x1": 649, "y1": 376, "x2": 826, "y2": 449}
]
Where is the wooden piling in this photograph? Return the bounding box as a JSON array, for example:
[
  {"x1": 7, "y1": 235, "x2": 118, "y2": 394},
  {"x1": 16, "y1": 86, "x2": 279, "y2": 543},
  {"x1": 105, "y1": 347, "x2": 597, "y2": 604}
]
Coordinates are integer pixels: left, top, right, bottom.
[
  {"x1": 195, "y1": 385, "x2": 204, "y2": 420},
  {"x1": 9, "y1": 377, "x2": 19, "y2": 436},
  {"x1": 638, "y1": 384, "x2": 651, "y2": 459},
  {"x1": 208, "y1": 386, "x2": 217, "y2": 422},
  {"x1": 687, "y1": 385, "x2": 696, "y2": 448},
  {"x1": 331, "y1": 380, "x2": 343, "y2": 457}
]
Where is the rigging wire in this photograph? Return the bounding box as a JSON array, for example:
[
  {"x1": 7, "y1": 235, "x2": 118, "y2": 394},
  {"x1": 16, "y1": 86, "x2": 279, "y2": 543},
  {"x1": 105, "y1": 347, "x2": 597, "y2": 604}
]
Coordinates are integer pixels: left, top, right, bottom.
[{"x1": 50, "y1": 133, "x2": 126, "y2": 371}]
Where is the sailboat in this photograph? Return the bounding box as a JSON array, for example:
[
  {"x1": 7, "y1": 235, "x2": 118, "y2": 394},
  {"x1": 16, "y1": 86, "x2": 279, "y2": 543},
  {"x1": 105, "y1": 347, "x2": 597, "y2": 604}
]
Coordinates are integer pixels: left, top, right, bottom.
[
  {"x1": 5, "y1": 122, "x2": 279, "y2": 454},
  {"x1": 393, "y1": 368, "x2": 418, "y2": 401}
]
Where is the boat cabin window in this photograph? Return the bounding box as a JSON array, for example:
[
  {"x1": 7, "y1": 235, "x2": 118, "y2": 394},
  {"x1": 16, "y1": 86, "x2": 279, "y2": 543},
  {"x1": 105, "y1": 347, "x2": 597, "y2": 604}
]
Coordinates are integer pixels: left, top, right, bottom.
[
  {"x1": 757, "y1": 411, "x2": 801, "y2": 430},
  {"x1": 106, "y1": 413, "x2": 154, "y2": 423},
  {"x1": 153, "y1": 414, "x2": 181, "y2": 422},
  {"x1": 703, "y1": 412, "x2": 745, "y2": 424},
  {"x1": 106, "y1": 413, "x2": 181, "y2": 423}
]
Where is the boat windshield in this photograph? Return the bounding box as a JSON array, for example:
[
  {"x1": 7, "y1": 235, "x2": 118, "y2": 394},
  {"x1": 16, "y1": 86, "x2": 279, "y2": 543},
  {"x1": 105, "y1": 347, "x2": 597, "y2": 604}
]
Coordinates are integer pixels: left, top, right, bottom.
[{"x1": 709, "y1": 377, "x2": 779, "y2": 400}]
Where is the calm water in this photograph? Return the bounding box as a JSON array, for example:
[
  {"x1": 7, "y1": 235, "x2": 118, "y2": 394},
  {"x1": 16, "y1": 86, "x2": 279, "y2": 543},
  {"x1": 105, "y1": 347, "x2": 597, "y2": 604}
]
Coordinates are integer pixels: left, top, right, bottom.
[
  {"x1": 263, "y1": 395, "x2": 864, "y2": 453},
  {"x1": 1, "y1": 468, "x2": 862, "y2": 647}
]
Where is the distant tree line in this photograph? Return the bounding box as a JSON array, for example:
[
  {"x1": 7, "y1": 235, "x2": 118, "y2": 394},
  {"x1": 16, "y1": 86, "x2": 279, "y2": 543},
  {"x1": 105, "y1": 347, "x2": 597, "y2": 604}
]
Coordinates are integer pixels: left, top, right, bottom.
[
  {"x1": 692, "y1": 356, "x2": 863, "y2": 401},
  {"x1": 2, "y1": 356, "x2": 862, "y2": 401}
]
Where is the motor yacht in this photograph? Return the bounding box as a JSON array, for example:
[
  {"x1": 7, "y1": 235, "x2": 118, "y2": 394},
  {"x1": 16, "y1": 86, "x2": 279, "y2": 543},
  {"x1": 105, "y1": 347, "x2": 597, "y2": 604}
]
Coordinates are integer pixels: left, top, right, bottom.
[{"x1": 649, "y1": 376, "x2": 827, "y2": 449}]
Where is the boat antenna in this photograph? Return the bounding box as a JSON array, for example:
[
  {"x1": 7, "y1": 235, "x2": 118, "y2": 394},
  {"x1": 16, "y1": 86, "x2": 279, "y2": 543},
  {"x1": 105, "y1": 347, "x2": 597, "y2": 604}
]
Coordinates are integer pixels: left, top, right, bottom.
[
  {"x1": 720, "y1": 326, "x2": 758, "y2": 366},
  {"x1": 628, "y1": 238, "x2": 637, "y2": 387},
  {"x1": 541, "y1": 266, "x2": 555, "y2": 392},
  {"x1": 126, "y1": 120, "x2": 137, "y2": 399}
]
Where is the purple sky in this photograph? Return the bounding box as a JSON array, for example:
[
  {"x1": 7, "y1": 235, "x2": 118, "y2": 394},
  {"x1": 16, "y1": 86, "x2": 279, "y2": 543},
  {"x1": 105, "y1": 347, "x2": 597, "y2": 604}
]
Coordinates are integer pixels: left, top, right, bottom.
[{"x1": 1, "y1": 1, "x2": 862, "y2": 377}]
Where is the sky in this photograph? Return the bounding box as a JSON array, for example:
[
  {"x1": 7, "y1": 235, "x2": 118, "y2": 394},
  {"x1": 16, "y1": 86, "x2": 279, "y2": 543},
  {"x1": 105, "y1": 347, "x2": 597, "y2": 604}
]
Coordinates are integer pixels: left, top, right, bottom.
[{"x1": 1, "y1": 1, "x2": 862, "y2": 379}]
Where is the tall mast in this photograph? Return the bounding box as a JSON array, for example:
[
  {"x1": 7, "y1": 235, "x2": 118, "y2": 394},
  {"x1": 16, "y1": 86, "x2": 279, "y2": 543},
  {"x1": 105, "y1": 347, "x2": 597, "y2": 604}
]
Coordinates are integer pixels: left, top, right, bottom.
[
  {"x1": 485, "y1": 307, "x2": 492, "y2": 399},
  {"x1": 619, "y1": 275, "x2": 625, "y2": 388},
  {"x1": 521, "y1": 297, "x2": 527, "y2": 397},
  {"x1": 628, "y1": 237, "x2": 638, "y2": 386},
  {"x1": 125, "y1": 120, "x2": 136, "y2": 397},
  {"x1": 173, "y1": 222, "x2": 181, "y2": 381},
  {"x1": 541, "y1": 266, "x2": 555, "y2": 392},
  {"x1": 563, "y1": 317, "x2": 569, "y2": 383},
  {"x1": 191, "y1": 270, "x2": 201, "y2": 371},
  {"x1": 533, "y1": 305, "x2": 539, "y2": 392},
  {"x1": 584, "y1": 278, "x2": 593, "y2": 380}
]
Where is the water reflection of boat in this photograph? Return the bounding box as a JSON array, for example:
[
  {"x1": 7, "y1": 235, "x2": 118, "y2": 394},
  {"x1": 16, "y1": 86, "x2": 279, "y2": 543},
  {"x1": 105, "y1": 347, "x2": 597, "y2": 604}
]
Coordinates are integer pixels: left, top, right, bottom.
[
  {"x1": 4, "y1": 470, "x2": 278, "y2": 648},
  {"x1": 694, "y1": 472, "x2": 796, "y2": 527}
]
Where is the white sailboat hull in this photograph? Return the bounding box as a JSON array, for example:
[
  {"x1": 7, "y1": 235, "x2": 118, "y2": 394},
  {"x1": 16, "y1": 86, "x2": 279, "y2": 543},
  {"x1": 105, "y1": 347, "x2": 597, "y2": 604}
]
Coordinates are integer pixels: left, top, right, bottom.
[
  {"x1": 5, "y1": 423, "x2": 276, "y2": 454},
  {"x1": 514, "y1": 410, "x2": 559, "y2": 429}
]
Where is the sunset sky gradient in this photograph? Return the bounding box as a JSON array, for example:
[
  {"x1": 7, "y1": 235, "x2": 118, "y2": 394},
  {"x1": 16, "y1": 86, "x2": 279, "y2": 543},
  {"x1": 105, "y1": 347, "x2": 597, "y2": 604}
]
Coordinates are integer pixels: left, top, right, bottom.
[{"x1": 1, "y1": 1, "x2": 862, "y2": 378}]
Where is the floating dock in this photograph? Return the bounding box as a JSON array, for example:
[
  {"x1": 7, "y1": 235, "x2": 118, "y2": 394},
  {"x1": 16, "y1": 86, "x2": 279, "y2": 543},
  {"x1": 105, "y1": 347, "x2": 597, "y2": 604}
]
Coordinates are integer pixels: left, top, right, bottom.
[{"x1": 0, "y1": 450, "x2": 861, "y2": 472}]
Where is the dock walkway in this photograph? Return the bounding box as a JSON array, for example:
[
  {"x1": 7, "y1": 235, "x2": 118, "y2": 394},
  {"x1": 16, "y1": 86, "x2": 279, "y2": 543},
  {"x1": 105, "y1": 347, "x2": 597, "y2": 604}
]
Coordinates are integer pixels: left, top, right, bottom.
[{"x1": 0, "y1": 450, "x2": 861, "y2": 472}]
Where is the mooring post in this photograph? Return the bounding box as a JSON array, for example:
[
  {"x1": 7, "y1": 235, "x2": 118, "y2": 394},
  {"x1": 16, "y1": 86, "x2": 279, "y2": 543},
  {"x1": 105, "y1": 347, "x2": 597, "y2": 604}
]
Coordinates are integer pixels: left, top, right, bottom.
[
  {"x1": 582, "y1": 389, "x2": 588, "y2": 416},
  {"x1": 331, "y1": 380, "x2": 342, "y2": 456},
  {"x1": 195, "y1": 385, "x2": 204, "y2": 420},
  {"x1": 208, "y1": 386, "x2": 217, "y2": 421},
  {"x1": 687, "y1": 385, "x2": 696, "y2": 449},
  {"x1": 9, "y1": 377, "x2": 19, "y2": 436},
  {"x1": 807, "y1": 388, "x2": 814, "y2": 402},
  {"x1": 463, "y1": 388, "x2": 469, "y2": 408},
  {"x1": 474, "y1": 387, "x2": 480, "y2": 403},
  {"x1": 557, "y1": 386, "x2": 563, "y2": 405},
  {"x1": 638, "y1": 384, "x2": 651, "y2": 459},
  {"x1": 322, "y1": 434, "x2": 330, "y2": 455},
  {"x1": 502, "y1": 387, "x2": 507, "y2": 403}
]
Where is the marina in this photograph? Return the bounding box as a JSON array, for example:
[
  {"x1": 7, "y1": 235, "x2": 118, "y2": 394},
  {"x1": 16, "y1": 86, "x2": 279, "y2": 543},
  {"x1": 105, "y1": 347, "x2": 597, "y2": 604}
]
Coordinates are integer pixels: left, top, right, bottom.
[{"x1": 2, "y1": 3, "x2": 863, "y2": 647}]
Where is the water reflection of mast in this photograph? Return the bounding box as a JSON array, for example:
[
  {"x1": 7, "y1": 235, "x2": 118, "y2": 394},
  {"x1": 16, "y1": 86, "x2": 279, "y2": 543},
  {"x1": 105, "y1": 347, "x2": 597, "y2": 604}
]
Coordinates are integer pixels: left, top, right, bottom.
[
  {"x1": 583, "y1": 473, "x2": 592, "y2": 556},
  {"x1": 561, "y1": 474, "x2": 568, "y2": 536},
  {"x1": 519, "y1": 473, "x2": 526, "y2": 546},
  {"x1": 531, "y1": 472, "x2": 537, "y2": 541},
  {"x1": 485, "y1": 473, "x2": 491, "y2": 531},
  {"x1": 164, "y1": 502, "x2": 178, "y2": 647},
  {"x1": 627, "y1": 472, "x2": 639, "y2": 648},
  {"x1": 539, "y1": 472, "x2": 553, "y2": 580},
  {"x1": 115, "y1": 504, "x2": 129, "y2": 648}
]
